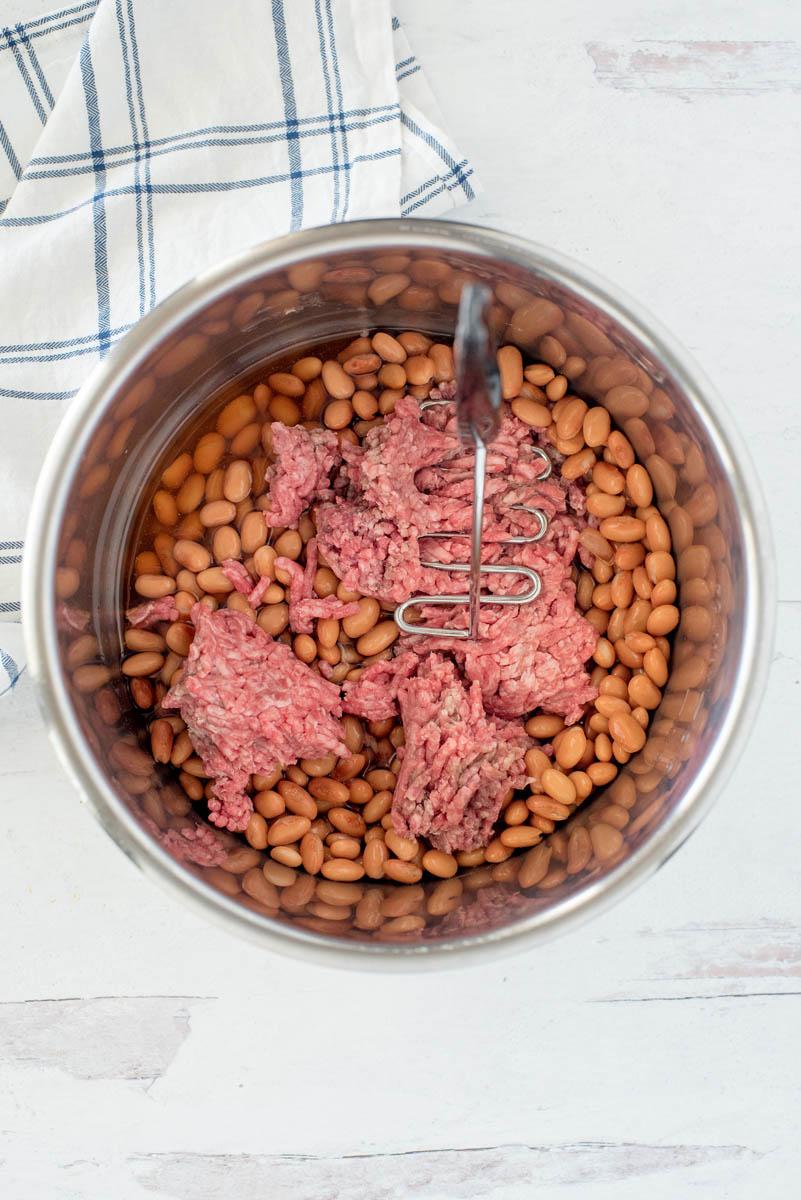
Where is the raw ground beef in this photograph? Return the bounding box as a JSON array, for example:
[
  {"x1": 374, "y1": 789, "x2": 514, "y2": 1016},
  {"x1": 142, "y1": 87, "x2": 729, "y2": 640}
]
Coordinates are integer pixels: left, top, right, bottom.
[
  {"x1": 337, "y1": 398, "x2": 457, "y2": 533},
  {"x1": 138, "y1": 815, "x2": 228, "y2": 868},
  {"x1": 278, "y1": 535, "x2": 318, "y2": 604},
  {"x1": 322, "y1": 396, "x2": 598, "y2": 720},
  {"x1": 126, "y1": 597, "x2": 180, "y2": 627},
  {"x1": 409, "y1": 571, "x2": 598, "y2": 722},
  {"x1": 389, "y1": 655, "x2": 531, "y2": 853},
  {"x1": 313, "y1": 502, "x2": 424, "y2": 604},
  {"x1": 163, "y1": 603, "x2": 349, "y2": 831},
  {"x1": 317, "y1": 397, "x2": 456, "y2": 603},
  {"x1": 162, "y1": 823, "x2": 227, "y2": 867},
  {"x1": 264, "y1": 423, "x2": 340, "y2": 528},
  {"x1": 274, "y1": 537, "x2": 359, "y2": 634},
  {"x1": 221, "y1": 559, "x2": 273, "y2": 608},
  {"x1": 289, "y1": 595, "x2": 361, "y2": 632},
  {"x1": 343, "y1": 651, "x2": 420, "y2": 721}
]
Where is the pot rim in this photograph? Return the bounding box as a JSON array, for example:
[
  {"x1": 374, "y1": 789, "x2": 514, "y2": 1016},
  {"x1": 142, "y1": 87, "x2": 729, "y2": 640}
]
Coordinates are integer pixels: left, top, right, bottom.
[{"x1": 22, "y1": 218, "x2": 776, "y2": 969}]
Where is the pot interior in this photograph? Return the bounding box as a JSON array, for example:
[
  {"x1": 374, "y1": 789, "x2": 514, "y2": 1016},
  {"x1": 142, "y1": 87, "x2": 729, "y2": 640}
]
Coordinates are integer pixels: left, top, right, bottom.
[{"x1": 46, "y1": 231, "x2": 751, "y2": 952}]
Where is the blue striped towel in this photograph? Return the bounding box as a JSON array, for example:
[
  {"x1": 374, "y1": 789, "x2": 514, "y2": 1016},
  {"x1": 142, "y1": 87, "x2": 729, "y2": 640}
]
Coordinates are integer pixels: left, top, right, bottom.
[{"x1": 0, "y1": 0, "x2": 477, "y2": 696}]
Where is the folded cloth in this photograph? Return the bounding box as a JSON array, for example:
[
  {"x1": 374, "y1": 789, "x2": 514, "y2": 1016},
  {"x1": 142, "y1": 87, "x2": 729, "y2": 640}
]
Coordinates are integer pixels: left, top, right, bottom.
[{"x1": 0, "y1": 0, "x2": 477, "y2": 693}]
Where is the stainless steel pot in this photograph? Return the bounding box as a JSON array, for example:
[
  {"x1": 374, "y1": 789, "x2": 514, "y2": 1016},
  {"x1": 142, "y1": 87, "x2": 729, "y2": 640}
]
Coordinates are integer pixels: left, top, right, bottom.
[{"x1": 23, "y1": 219, "x2": 774, "y2": 967}]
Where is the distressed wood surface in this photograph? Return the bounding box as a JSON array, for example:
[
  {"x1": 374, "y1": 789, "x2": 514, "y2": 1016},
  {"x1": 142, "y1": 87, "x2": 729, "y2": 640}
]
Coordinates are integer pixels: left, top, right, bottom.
[
  {"x1": 2, "y1": 1, "x2": 800, "y2": 1196},
  {"x1": 586, "y1": 40, "x2": 801, "y2": 95}
]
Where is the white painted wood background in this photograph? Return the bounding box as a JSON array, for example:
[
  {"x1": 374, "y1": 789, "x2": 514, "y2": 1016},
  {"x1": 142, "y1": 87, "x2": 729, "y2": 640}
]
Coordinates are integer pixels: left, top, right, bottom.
[{"x1": 3, "y1": 1, "x2": 800, "y2": 1196}]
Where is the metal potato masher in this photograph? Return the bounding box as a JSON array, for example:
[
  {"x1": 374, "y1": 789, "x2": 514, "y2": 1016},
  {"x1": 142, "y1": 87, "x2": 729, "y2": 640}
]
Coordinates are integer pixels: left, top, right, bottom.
[{"x1": 395, "y1": 282, "x2": 552, "y2": 641}]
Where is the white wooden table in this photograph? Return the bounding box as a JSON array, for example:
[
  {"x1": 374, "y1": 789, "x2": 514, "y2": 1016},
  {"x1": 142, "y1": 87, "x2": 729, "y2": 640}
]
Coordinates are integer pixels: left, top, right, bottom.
[{"x1": 3, "y1": 2, "x2": 800, "y2": 1196}]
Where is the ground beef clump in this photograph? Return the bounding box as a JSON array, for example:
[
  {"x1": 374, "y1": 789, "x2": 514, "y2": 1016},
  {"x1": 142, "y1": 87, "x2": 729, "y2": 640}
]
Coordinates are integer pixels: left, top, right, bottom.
[
  {"x1": 389, "y1": 655, "x2": 531, "y2": 853},
  {"x1": 126, "y1": 597, "x2": 180, "y2": 628},
  {"x1": 164, "y1": 603, "x2": 349, "y2": 832},
  {"x1": 317, "y1": 397, "x2": 456, "y2": 603},
  {"x1": 264, "y1": 423, "x2": 340, "y2": 528},
  {"x1": 410, "y1": 566, "x2": 598, "y2": 722},
  {"x1": 324, "y1": 396, "x2": 598, "y2": 721},
  {"x1": 343, "y1": 651, "x2": 420, "y2": 721},
  {"x1": 162, "y1": 823, "x2": 227, "y2": 867},
  {"x1": 313, "y1": 502, "x2": 423, "y2": 605}
]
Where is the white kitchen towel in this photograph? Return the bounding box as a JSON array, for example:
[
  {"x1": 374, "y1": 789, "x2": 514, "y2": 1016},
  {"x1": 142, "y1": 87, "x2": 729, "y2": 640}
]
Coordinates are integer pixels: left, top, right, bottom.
[{"x1": 0, "y1": 0, "x2": 476, "y2": 694}]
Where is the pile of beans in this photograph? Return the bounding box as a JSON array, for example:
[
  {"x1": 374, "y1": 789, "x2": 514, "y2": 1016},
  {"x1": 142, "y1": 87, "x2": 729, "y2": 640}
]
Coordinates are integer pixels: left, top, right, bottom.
[{"x1": 111, "y1": 327, "x2": 683, "y2": 909}]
